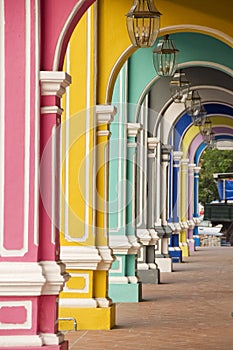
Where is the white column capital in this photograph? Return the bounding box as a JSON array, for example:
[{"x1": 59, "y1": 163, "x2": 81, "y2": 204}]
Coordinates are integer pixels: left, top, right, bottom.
[
  {"x1": 96, "y1": 104, "x2": 117, "y2": 125},
  {"x1": 181, "y1": 158, "x2": 190, "y2": 166},
  {"x1": 194, "y1": 166, "x2": 201, "y2": 174},
  {"x1": 147, "y1": 137, "x2": 159, "y2": 150},
  {"x1": 40, "y1": 71, "x2": 71, "y2": 97},
  {"x1": 188, "y1": 163, "x2": 196, "y2": 173},
  {"x1": 173, "y1": 151, "x2": 183, "y2": 161},
  {"x1": 127, "y1": 123, "x2": 141, "y2": 137}
]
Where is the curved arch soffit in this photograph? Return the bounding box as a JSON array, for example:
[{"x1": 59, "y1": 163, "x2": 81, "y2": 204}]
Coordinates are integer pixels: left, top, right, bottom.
[
  {"x1": 180, "y1": 115, "x2": 233, "y2": 156},
  {"x1": 189, "y1": 126, "x2": 233, "y2": 163},
  {"x1": 52, "y1": 0, "x2": 95, "y2": 71},
  {"x1": 106, "y1": 25, "x2": 233, "y2": 104},
  {"x1": 194, "y1": 134, "x2": 233, "y2": 165},
  {"x1": 160, "y1": 88, "x2": 233, "y2": 144}
]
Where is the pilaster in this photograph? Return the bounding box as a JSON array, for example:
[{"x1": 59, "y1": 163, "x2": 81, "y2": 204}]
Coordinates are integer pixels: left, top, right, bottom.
[
  {"x1": 108, "y1": 123, "x2": 142, "y2": 302},
  {"x1": 59, "y1": 105, "x2": 116, "y2": 330},
  {"x1": 169, "y1": 151, "x2": 183, "y2": 263},
  {"x1": 193, "y1": 166, "x2": 201, "y2": 246},
  {"x1": 180, "y1": 158, "x2": 190, "y2": 257},
  {"x1": 154, "y1": 145, "x2": 173, "y2": 273},
  {"x1": 137, "y1": 137, "x2": 160, "y2": 283},
  {"x1": 187, "y1": 163, "x2": 197, "y2": 252}
]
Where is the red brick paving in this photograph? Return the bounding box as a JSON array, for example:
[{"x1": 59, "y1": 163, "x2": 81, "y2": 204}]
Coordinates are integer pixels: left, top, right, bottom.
[{"x1": 64, "y1": 247, "x2": 233, "y2": 349}]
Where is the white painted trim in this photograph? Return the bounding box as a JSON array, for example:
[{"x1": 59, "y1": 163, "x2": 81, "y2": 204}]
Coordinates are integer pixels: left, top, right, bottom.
[
  {"x1": 109, "y1": 255, "x2": 123, "y2": 273},
  {"x1": 159, "y1": 24, "x2": 233, "y2": 47},
  {"x1": 64, "y1": 42, "x2": 70, "y2": 241},
  {"x1": 0, "y1": 0, "x2": 5, "y2": 255},
  {"x1": 59, "y1": 298, "x2": 97, "y2": 308},
  {"x1": 62, "y1": 273, "x2": 89, "y2": 293},
  {"x1": 40, "y1": 71, "x2": 71, "y2": 97},
  {"x1": 34, "y1": 0, "x2": 40, "y2": 246},
  {"x1": 0, "y1": 301, "x2": 32, "y2": 329},
  {"x1": 23, "y1": 0, "x2": 31, "y2": 257},
  {"x1": 52, "y1": 0, "x2": 90, "y2": 70},
  {"x1": 39, "y1": 261, "x2": 68, "y2": 295},
  {"x1": 40, "y1": 333, "x2": 64, "y2": 346},
  {"x1": 41, "y1": 106, "x2": 63, "y2": 115},
  {"x1": 60, "y1": 245, "x2": 101, "y2": 270},
  {"x1": 0, "y1": 262, "x2": 45, "y2": 296},
  {"x1": 0, "y1": 335, "x2": 43, "y2": 347},
  {"x1": 51, "y1": 125, "x2": 56, "y2": 244},
  {"x1": 84, "y1": 8, "x2": 91, "y2": 241}
]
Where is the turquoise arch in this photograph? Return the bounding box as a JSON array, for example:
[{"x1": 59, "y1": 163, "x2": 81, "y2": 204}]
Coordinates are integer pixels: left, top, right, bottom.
[{"x1": 125, "y1": 32, "x2": 233, "y2": 115}]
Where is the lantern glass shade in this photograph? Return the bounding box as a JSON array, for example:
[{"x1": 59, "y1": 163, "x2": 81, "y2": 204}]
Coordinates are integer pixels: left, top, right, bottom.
[
  {"x1": 191, "y1": 105, "x2": 207, "y2": 127},
  {"x1": 153, "y1": 35, "x2": 179, "y2": 76},
  {"x1": 126, "y1": 0, "x2": 161, "y2": 48},
  {"x1": 185, "y1": 90, "x2": 202, "y2": 117},
  {"x1": 169, "y1": 70, "x2": 190, "y2": 103},
  {"x1": 199, "y1": 117, "x2": 212, "y2": 136}
]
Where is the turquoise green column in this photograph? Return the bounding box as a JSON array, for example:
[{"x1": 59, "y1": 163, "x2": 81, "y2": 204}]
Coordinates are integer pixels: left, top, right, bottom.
[{"x1": 108, "y1": 64, "x2": 141, "y2": 302}]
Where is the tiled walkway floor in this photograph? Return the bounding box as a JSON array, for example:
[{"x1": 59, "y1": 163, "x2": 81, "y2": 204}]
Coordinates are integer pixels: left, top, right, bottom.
[{"x1": 64, "y1": 247, "x2": 233, "y2": 350}]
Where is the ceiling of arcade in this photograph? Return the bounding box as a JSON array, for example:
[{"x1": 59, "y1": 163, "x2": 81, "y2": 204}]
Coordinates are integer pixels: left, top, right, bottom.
[{"x1": 110, "y1": 29, "x2": 233, "y2": 161}]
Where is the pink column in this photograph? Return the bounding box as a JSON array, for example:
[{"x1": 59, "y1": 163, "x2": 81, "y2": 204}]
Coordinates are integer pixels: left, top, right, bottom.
[{"x1": 0, "y1": 0, "x2": 70, "y2": 347}]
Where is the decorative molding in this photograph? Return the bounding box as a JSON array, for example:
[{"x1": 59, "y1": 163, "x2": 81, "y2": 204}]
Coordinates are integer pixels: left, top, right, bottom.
[
  {"x1": 137, "y1": 228, "x2": 151, "y2": 245},
  {"x1": 108, "y1": 276, "x2": 129, "y2": 284},
  {"x1": 96, "y1": 104, "x2": 117, "y2": 125},
  {"x1": 0, "y1": 263, "x2": 45, "y2": 296},
  {"x1": 188, "y1": 163, "x2": 196, "y2": 172},
  {"x1": 96, "y1": 298, "x2": 112, "y2": 307},
  {"x1": 40, "y1": 333, "x2": 64, "y2": 346},
  {"x1": 147, "y1": 137, "x2": 159, "y2": 150},
  {"x1": 194, "y1": 166, "x2": 201, "y2": 174},
  {"x1": 40, "y1": 71, "x2": 71, "y2": 97},
  {"x1": 40, "y1": 106, "x2": 63, "y2": 115},
  {"x1": 127, "y1": 123, "x2": 141, "y2": 137},
  {"x1": 60, "y1": 246, "x2": 101, "y2": 270},
  {"x1": 39, "y1": 261, "x2": 69, "y2": 295},
  {"x1": 59, "y1": 297, "x2": 97, "y2": 308},
  {"x1": 0, "y1": 335, "x2": 42, "y2": 347},
  {"x1": 97, "y1": 246, "x2": 115, "y2": 271},
  {"x1": 127, "y1": 235, "x2": 141, "y2": 254},
  {"x1": 109, "y1": 235, "x2": 132, "y2": 255},
  {"x1": 173, "y1": 151, "x2": 183, "y2": 161},
  {"x1": 0, "y1": 301, "x2": 32, "y2": 329}
]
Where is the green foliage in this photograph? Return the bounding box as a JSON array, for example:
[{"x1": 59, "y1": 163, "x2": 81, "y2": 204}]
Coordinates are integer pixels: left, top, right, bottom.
[{"x1": 199, "y1": 149, "x2": 233, "y2": 205}]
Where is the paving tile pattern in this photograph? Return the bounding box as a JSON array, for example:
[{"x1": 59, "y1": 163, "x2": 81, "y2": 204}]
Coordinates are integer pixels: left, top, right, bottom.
[{"x1": 64, "y1": 247, "x2": 233, "y2": 350}]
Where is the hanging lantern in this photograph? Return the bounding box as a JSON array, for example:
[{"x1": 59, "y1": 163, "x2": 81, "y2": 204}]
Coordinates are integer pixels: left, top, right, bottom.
[
  {"x1": 206, "y1": 132, "x2": 216, "y2": 149},
  {"x1": 153, "y1": 34, "x2": 179, "y2": 76},
  {"x1": 126, "y1": 0, "x2": 161, "y2": 48},
  {"x1": 169, "y1": 69, "x2": 190, "y2": 103},
  {"x1": 191, "y1": 105, "x2": 207, "y2": 127},
  {"x1": 185, "y1": 90, "x2": 202, "y2": 118},
  {"x1": 199, "y1": 117, "x2": 212, "y2": 137}
]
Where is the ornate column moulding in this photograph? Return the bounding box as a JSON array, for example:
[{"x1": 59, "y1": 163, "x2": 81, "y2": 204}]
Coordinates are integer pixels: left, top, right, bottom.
[{"x1": 40, "y1": 71, "x2": 72, "y2": 98}]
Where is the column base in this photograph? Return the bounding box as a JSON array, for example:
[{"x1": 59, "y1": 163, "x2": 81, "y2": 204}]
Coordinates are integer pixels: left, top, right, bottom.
[
  {"x1": 188, "y1": 239, "x2": 195, "y2": 253},
  {"x1": 59, "y1": 304, "x2": 115, "y2": 330},
  {"x1": 0, "y1": 341, "x2": 68, "y2": 350},
  {"x1": 155, "y1": 257, "x2": 173, "y2": 272},
  {"x1": 194, "y1": 235, "x2": 201, "y2": 247},
  {"x1": 169, "y1": 248, "x2": 182, "y2": 263},
  {"x1": 108, "y1": 283, "x2": 142, "y2": 303},
  {"x1": 137, "y1": 269, "x2": 160, "y2": 284},
  {"x1": 180, "y1": 243, "x2": 190, "y2": 257}
]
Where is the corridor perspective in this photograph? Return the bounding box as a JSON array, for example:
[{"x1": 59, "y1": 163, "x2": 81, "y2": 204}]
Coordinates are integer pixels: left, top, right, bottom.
[{"x1": 66, "y1": 246, "x2": 233, "y2": 350}]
